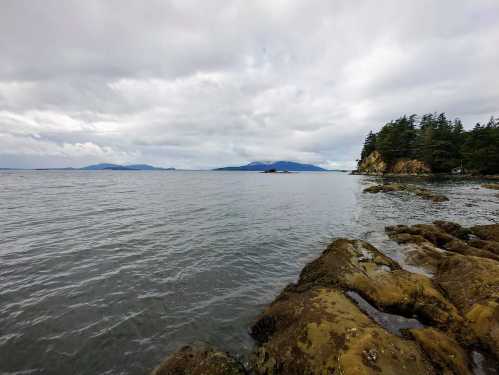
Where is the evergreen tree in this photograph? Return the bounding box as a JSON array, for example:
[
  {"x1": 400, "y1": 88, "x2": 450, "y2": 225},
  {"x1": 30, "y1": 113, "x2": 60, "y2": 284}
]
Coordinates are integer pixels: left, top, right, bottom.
[{"x1": 358, "y1": 112, "x2": 499, "y2": 174}]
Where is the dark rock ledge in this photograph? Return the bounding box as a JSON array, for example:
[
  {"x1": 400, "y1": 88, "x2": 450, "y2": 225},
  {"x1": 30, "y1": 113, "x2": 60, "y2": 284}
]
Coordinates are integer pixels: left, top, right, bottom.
[
  {"x1": 363, "y1": 182, "x2": 449, "y2": 203},
  {"x1": 151, "y1": 224, "x2": 499, "y2": 374}
]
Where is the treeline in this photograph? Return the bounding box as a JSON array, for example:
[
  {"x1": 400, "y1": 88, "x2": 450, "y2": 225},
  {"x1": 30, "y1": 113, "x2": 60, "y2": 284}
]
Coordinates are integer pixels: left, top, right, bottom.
[{"x1": 359, "y1": 113, "x2": 499, "y2": 174}]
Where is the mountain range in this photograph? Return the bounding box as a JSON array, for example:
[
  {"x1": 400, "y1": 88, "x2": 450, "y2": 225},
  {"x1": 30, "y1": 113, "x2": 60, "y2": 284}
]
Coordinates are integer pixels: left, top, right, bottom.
[
  {"x1": 214, "y1": 161, "x2": 327, "y2": 171},
  {"x1": 80, "y1": 163, "x2": 175, "y2": 171}
]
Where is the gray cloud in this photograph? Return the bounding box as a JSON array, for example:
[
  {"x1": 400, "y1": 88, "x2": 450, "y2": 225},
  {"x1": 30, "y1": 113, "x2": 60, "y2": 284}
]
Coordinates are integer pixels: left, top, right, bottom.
[{"x1": 1, "y1": 0, "x2": 499, "y2": 169}]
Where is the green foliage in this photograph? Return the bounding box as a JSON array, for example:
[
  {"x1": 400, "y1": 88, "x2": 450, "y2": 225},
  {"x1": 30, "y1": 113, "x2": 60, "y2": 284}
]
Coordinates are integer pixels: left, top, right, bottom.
[{"x1": 359, "y1": 113, "x2": 499, "y2": 174}]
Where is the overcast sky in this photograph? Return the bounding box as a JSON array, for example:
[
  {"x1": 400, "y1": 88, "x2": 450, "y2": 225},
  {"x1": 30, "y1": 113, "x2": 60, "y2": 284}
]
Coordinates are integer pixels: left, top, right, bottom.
[{"x1": 1, "y1": 0, "x2": 498, "y2": 169}]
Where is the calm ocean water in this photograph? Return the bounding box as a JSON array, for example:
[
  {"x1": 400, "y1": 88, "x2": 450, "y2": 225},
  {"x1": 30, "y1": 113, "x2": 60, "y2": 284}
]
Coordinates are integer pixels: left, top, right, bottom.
[{"x1": 1, "y1": 171, "x2": 498, "y2": 374}]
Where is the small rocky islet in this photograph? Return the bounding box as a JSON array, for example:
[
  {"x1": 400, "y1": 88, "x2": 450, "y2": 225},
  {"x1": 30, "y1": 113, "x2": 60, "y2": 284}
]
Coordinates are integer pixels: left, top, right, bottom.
[{"x1": 151, "y1": 218, "x2": 499, "y2": 374}]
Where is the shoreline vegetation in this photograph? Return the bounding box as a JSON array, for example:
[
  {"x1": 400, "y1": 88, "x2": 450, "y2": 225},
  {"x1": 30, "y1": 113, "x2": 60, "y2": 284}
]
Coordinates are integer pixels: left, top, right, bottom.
[
  {"x1": 355, "y1": 113, "x2": 499, "y2": 177},
  {"x1": 152, "y1": 220, "x2": 499, "y2": 374}
]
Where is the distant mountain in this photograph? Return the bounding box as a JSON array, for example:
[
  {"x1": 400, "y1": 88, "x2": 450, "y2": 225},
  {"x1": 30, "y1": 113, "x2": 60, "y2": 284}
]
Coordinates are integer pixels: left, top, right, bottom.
[
  {"x1": 214, "y1": 161, "x2": 327, "y2": 171},
  {"x1": 80, "y1": 163, "x2": 175, "y2": 171}
]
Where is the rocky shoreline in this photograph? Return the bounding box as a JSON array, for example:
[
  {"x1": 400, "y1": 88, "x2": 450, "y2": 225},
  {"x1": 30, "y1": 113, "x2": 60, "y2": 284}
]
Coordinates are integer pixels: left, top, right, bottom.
[{"x1": 151, "y1": 217, "x2": 499, "y2": 374}]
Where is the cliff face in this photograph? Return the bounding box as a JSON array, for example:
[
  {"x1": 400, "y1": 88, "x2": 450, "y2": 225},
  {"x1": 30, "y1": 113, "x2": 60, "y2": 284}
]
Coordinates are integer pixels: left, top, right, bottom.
[
  {"x1": 358, "y1": 151, "x2": 431, "y2": 175},
  {"x1": 358, "y1": 150, "x2": 387, "y2": 174},
  {"x1": 392, "y1": 158, "x2": 431, "y2": 174}
]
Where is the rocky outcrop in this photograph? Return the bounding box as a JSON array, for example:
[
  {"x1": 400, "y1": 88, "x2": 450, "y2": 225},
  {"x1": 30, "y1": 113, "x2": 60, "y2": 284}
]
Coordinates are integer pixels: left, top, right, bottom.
[
  {"x1": 248, "y1": 239, "x2": 489, "y2": 374},
  {"x1": 386, "y1": 222, "x2": 499, "y2": 263},
  {"x1": 151, "y1": 342, "x2": 246, "y2": 375},
  {"x1": 364, "y1": 183, "x2": 449, "y2": 203},
  {"x1": 436, "y1": 255, "x2": 499, "y2": 357},
  {"x1": 296, "y1": 239, "x2": 463, "y2": 331},
  {"x1": 392, "y1": 159, "x2": 432, "y2": 174},
  {"x1": 357, "y1": 151, "x2": 430, "y2": 175},
  {"x1": 386, "y1": 221, "x2": 499, "y2": 360},
  {"x1": 357, "y1": 150, "x2": 387, "y2": 175},
  {"x1": 250, "y1": 287, "x2": 436, "y2": 375}
]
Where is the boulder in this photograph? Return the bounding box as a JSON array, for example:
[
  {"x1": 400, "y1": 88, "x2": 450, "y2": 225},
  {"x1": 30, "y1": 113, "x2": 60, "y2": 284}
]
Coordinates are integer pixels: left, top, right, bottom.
[
  {"x1": 151, "y1": 342, "x2": 246, "y2": 375},
  {"x1": 250, "y1": 287, "x2": 436, "y2": 375},
  {"x1": 296, "y1": 239, "x2": 463, "y2": 331}
]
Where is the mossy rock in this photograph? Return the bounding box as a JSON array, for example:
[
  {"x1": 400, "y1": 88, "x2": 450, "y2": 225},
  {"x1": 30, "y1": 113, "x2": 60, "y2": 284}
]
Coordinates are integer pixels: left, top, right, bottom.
[
  {"x1": 151, "y1": 342, "x2": 246, "y2": 375},
  {"x1": 250, "y1": 287, "x2": 436, "y2": 375},
  {"x1": 408, "y1": 327, "x2": 473, "y2": 375},
  {"x1": 297, "y1": 239, "x2": 463, "y2": 331}
]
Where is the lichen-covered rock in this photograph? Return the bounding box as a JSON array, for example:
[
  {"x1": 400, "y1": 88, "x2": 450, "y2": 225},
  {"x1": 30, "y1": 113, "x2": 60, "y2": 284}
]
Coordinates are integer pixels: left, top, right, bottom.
[
  {"x1": 151, "y1": 342, "x2": 246, "y2": 375},
  {"x1": 363, "y1": 183, "x2": 449, "y2": 203},
  {"x1": 408, "y1": 328, "x2": 473, "y2": 375},
  {"x1": 435, "y1": 254, "x2": 499, "y2": 357},
  {"x1": 297, "y1": 239, "x2": 463, "y2": 331},
  {"x1": 250, "y1": 287, "x2": 436, "y2": 375}
]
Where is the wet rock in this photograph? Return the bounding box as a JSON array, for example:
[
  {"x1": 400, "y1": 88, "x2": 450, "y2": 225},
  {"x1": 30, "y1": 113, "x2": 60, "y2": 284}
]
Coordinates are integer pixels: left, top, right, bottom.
[
  {"x1": 387, "y1": 222, "x2": 499, "y2": 262},
  {"x1": 250, "y1": 287, "x2": 436, "y2": 375},
  {"x1": 435, "y1": 254, "x2": 499, "y2": 358},
  {"x1": 408, "y1": 327, "x2": 473, "y2": 375},
  {"x1": 433, "y1": 220, "x2": 470, "y2": 240},
  {"x1": 296, "y1": 239, "x2": 463, "y2": 331},
  {"x1": 482, "y1": 183, "x2": 499, "y2": 190},
  {"x1": 151, "y1": 342, "x2": 246, "y2": 375},
  {"x1": 403, "y1": 242, "x2": 449, "y2": 273},
  {"x1": 471, "y1": 224, "x2": 499, "y2": 243},
  {"x1": 363, "y1": 183, "x2": 449, "y2": 203},
  {"x1": 363, "y1": 183, "x2": 405, "y2": 193}
]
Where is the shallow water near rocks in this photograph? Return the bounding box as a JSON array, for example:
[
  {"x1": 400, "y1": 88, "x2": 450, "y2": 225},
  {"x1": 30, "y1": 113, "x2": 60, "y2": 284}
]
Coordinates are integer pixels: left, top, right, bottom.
[{"x1": 0, "y1": 171, "x2": 498, "y2": 374}]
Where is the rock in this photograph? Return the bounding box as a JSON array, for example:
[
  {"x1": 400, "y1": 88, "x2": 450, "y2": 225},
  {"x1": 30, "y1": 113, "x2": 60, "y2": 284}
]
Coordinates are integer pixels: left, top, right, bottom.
[
  {"x1": 363, "y1": 183, "x2": 408, "y2": 194},
  {"x1": 433, "y1": 221, "x2": 470, "y2": 240},
  {"x1": 482, "y1": 183, "x2": 499, "y2": 190},
  {"x1": 386, "y1": 224, "x2": 455, "y2": 248},
  {"x1": 435, "y1": 254, "x2": 499, "y2": 357},
  {"x1": 387, "y1": 222, "x2": 499, "y2": 262},
  {"x1": 358, "y1": 150, "x2": 387, "y2": 175},
  {"x1": 468, "y1": 239, "x2": 499, "y2": 256},
  {"x1": 392, "y1": 159, "x2": 432, "y2": 174},
  {"x1": 357, "y1": 151, "x2": 430, "y2": 175},
  {"x1": 250, "y1": 287, "x2": 436, "y2": 375},
  {"x1": 296, "y1": 239, "x2": 464, "y2": 331},
  {"x1": 471, "y1": 224, "x2": 499, "y2": 242},
  {"x1": 408, "y1": 328, "x2": 473, "y2": 375},
  {"x1": 151, "y1": 342, "x2": 246, "y2": 375},
  {"x1": 363, "y1": 183, "x2": 449, "y2": 203}
]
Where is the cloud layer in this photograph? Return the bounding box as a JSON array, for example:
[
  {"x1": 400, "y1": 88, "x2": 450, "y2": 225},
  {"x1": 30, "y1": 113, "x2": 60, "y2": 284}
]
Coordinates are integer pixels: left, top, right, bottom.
[{"x1": 1, "y1": 0, "x2": 499, "y2": 169}]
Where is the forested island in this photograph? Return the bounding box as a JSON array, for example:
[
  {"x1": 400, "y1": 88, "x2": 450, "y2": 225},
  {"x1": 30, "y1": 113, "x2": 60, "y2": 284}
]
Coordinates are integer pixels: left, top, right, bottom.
[{"x1": 357, "y1": 113, "x2": 499, "y2": 175}]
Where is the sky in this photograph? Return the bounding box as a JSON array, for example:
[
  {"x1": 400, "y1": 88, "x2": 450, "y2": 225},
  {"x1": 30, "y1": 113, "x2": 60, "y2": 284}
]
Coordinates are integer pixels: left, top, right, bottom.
[{"x1": 1, "y1": 0, "x2": 499, "y2": 170}]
